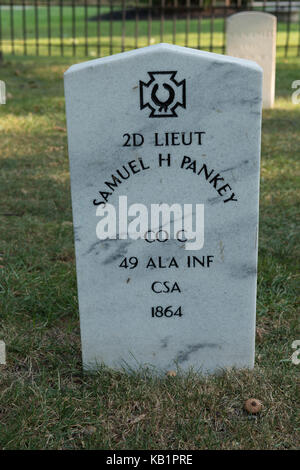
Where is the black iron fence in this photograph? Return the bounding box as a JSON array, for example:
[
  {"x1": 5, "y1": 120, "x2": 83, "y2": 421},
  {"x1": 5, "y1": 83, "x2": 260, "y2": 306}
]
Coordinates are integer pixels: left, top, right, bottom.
[{"x1": 0, "y1": 1, "x2": 299, "y2": 58}]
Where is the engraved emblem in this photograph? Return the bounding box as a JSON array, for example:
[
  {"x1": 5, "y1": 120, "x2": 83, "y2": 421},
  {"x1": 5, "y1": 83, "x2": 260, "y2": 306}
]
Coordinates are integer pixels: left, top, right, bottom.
[{"x1": 139, "y1": 71, "x2": 186, "y2": 118}]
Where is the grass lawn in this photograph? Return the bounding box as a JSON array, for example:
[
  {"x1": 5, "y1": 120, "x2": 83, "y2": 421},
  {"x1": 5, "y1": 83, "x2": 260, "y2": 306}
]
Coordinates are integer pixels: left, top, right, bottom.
[
  {"x1": 0, "y1": 5, "x2": 299, "y2": 57},
  {"x1": 0, "y1": 51, "x2": 299, "y2": 449}
]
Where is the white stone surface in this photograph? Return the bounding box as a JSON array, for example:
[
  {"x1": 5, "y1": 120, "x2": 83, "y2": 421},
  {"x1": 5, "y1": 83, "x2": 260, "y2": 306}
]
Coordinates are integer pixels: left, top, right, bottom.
[
  {"x1": 64, "y1": 43, "x2": 262, "y2": 374},
  {"x1": 226, "y1": 12, "x2": 276, "y2": 109}
]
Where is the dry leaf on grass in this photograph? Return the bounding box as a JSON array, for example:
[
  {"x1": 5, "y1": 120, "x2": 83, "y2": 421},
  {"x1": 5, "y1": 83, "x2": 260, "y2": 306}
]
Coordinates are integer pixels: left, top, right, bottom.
[{"x1": 129, "y1": 414, "x2": 146, "y2": 425}]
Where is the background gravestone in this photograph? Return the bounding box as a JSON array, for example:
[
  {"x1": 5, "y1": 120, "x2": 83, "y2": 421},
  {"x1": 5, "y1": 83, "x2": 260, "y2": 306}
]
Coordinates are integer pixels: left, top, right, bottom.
[
  {"x1": 64, "y1": 44, "x2": 262, "y2": 373},
  {"x1": 226, "y1": 12, "x2": 277, "y2": 109}
]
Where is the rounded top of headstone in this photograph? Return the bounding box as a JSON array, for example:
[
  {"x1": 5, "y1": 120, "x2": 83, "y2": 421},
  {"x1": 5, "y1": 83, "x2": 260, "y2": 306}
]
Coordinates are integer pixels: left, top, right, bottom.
[
  {"x1": 227, "y1": 11, "x2": 277, "y2": 31},
  {"x1": 64, "y1": 43, "x2": 262, "y2": 78}
]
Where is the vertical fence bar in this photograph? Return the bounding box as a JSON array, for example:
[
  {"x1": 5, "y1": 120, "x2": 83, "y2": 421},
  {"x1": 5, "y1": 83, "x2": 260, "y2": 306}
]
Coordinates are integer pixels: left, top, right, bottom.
[
  {"x1": 185, "y1": 0, "x2": 190, "y2": 48},
  {"x1": 60, "y1": 0, "x2": 64, "y2": 56},
  {"x1": 222, "y1": 0, "x2": 227, "y2": 54},
  {"x1": 298, "y1": 3, "x2": 300, "y2": 56},
  {"x1": 84, "y1": 0, "x2": 88, "y2": 56},
  {"x1": 121, "y1": 0, "x2": 126, "y2": 52},
  {"x1": 72, "y1": 0, "x2": 76, "y2": 56},
  {"x1": 10, "y1": 0, "x2": 15, "y2": 55},
  {"x1": 135, "y1": 0, "x2": 139, "y2": 49},
  {"x1": 285, "y1": 0, "x2": 292, "y2": 58},
  {"x1": 0, "y1": 5, "x2": 2, "y2": 61},
  {"x1": 97, "y1": 0, "x2": 101, "y2": 56},
  {"x1": 35, "y1": 0, "x2": 39, "y2": 56},
  {"x1": 197, "y1": 0, "x2": 202, "y2": 51},
  {"x1": 109, "y1": 0, "x2": 113, "y2": 55},
  {"x1": 210, "y1": 0, "x2": 215, "y2": 52},
  {"x1": 275, "y1": 0, "x2": 279, "y2": 55},
  {"x1": 173, "y1": 0, "x2": 177, "y2": 45},
  {"x1": 148, "y1": 0, "x2": 152, "y2": 46},
  {"x1": 22, "y1": 0, "x2": 27, "y2": 56},
  {"x1": 160, "y1": 0, "x2": 165, "y2": 43},
  {"x1": 47, "y1": 0, "x2": 51, "y2": 56}
]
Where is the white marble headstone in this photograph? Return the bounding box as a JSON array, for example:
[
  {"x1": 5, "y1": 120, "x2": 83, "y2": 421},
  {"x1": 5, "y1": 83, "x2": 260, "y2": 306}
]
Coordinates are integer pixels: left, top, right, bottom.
[
  {"x1": 226, "y1": 12, "x2": 277, "y2": 109},
  {"x1": 64, "y1": 44, "x2": 262, "y2": 374}
]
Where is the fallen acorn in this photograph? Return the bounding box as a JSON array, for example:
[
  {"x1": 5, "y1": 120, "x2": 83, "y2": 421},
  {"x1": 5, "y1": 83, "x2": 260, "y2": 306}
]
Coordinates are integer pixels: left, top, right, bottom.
[
  {"x1": 166, "y1": 370, "x2": 177, "y2": 377},
  {"x1": 244, "y1": 398, "x2": 262, "y2": 414}
]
